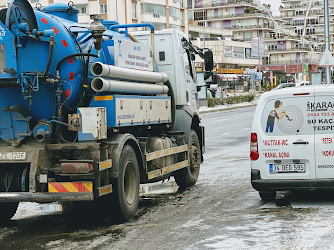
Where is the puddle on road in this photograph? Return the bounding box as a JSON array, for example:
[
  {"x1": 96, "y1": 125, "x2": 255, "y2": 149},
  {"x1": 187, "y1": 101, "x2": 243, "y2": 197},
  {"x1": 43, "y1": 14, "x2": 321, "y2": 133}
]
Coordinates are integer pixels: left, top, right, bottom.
[{"x1": 12, "y1": 202, "x2": 63, "y2": 220}]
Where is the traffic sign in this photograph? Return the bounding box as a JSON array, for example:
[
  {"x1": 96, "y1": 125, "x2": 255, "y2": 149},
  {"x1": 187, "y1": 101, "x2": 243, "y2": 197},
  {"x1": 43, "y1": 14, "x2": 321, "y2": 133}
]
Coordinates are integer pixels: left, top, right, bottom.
[
  {"x1": 255, "y1": 72, "x2": 262, "y2": 80},
  {"x1": 318, "y1": 49, "x2": 334, "y2": 67}
]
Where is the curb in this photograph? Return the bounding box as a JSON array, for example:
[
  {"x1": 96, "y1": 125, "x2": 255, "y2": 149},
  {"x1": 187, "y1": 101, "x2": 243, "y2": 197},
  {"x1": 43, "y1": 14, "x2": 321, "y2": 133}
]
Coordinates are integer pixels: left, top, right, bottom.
[{"x1": 199, "y1": 103, "x2": 258, "y2": 114}]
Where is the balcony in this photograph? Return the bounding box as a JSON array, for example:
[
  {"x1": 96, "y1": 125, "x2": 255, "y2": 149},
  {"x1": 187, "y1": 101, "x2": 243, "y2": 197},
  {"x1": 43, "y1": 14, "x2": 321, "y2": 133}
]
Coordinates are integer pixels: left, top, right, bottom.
[
  {"x1": 195, "y1": 0, "x2": 255, "y2": 8},
  {"x1": 193, "y1": 12, "x2": 270, "y2": 22},
  {"x1": 264, "y1": 34, "x2": 299, "y2": 40},
  {"x1": 188, "y1": 25, "x2": 233, "y2": 36},
  {"x1": 265, "y1": 46, "x2": 312, "y2": 52},
  {"x1": 231, "y1": 24, "x2": 275, "y2": 30},
  {"x1": 264, "y1": 59, "x2": 320, "y2": 65}
]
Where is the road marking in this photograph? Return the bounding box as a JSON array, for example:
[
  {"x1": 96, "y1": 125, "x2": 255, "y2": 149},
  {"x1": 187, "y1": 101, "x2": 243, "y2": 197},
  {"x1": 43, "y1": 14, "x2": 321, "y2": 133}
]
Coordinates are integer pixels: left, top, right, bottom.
[
  {"x1": 214, "y1": 118, "x2": 231, "y2": 122},
  {"x1": 241, "y1": 128, "x2": 250, "y2": 131},
  {"x1": 221, "y1": 133, "x2": 230, "y2": 136},
  {"x1": 249, "y1": 114, "x2": 254, "y2": 116},
  {"x1": 205, "y1": 138, "x2": 209, "y2": 140}
]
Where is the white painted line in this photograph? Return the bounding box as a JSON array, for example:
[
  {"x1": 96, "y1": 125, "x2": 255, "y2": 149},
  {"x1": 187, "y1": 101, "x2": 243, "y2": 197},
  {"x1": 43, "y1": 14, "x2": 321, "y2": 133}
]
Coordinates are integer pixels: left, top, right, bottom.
[
  {"x1": 241, "y1": 128, "x2": 250, "y2": 131},
  {"x1": 221, "y1": 133, "x2": 230, "y2": 136},
  {"x1": 214, "y1": 118, "x2": 231, "y2": 122},
  {"x1": 205, "y1": 138, "x2": 209, "y2": 140},
  {"x1": 248, "y1": 114, "x2": 254, "y2": 116}
]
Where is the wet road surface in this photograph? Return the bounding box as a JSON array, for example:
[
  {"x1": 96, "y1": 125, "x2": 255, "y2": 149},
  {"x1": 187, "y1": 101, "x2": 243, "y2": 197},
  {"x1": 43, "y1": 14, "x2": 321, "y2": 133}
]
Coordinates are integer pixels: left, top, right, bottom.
[{"x1": 1, "y1": 107, "x2": 334, "y2": 249}]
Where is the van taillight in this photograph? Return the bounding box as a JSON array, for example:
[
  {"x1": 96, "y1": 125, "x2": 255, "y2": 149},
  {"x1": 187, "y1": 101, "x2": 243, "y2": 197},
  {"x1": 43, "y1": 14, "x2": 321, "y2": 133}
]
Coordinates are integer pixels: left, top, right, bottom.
[{"x1": 250, "y1": 132, "x2": 259, "y2": 160}]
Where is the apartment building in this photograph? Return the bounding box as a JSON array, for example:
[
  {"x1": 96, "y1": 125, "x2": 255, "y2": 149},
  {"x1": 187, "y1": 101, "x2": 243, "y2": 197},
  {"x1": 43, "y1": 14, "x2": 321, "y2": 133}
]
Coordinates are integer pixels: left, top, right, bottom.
[
  {"x1": 188, "y1": 0, "x2": 269, "y2": 86},
  {"x1": 0, "y1": 0, "x2": 189, "y2": 33},
  {"x1": 263, "y1": 0, "x2": 333, "y2": 81}
]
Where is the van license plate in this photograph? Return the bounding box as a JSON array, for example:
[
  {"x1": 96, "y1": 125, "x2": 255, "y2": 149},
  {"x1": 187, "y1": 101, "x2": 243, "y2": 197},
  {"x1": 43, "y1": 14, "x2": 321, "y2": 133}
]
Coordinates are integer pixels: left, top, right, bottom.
[
  {"x1": 270, "y1": 164, "x2": 305, "y2": 173},
  {"x1": 0, "y1": 152, "x2": 26, "y2": 160}
]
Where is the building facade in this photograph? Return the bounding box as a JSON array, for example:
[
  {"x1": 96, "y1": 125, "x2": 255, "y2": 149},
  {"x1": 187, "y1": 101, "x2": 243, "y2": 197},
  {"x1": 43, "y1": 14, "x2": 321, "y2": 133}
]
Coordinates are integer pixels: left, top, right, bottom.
[{"x1": 0, "y1": 0, "x2": 189, "y2": 34}]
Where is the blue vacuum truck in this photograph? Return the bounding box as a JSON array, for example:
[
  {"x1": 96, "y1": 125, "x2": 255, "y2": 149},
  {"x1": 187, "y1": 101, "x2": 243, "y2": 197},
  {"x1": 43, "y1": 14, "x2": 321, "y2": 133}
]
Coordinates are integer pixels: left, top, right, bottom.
[{"x1": 0, "y1": 0, "x2": 214, "y2": 222}]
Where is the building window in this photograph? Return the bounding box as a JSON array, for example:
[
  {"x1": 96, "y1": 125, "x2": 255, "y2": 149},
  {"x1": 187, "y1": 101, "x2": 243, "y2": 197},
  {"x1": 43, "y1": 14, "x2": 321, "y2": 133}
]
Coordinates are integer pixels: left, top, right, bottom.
[
  {"x1": 169, "y1": 7, "x2": 179, "y2": 20},
  {"x1": 285, "y1": 11, "x2": 288, "y2": 17},
  {"x1": 76, "y1": 4, "x2": 87, "y2": 14},
  {"x1": 293, "y1": 19, "x2": 303, "y2": 26},
  {"x1": 295, "y1": 10, "x2": 303, "y2": 16},
  {"x1": 132, "y1": 3, "x2": 137, "y2": 18},
  {"x1": 188, "y1": 0, "x2": 192, "y2": 9},
  {"x1": 100, "y1": 4, "x2": 107, "y2": 14},
  {"x1": 141, "y1": 3, "x2": 166, "y2": 16}
]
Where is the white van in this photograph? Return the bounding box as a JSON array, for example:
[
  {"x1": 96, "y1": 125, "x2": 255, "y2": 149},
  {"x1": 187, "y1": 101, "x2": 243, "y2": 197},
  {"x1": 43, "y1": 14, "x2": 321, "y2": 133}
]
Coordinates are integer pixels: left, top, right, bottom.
[
  {"x1": 251, "y1": 84, "x2": 334, "y2": 200},
  {"x1": 295, "y1": 80, "x2": 310, "y2": 87}
]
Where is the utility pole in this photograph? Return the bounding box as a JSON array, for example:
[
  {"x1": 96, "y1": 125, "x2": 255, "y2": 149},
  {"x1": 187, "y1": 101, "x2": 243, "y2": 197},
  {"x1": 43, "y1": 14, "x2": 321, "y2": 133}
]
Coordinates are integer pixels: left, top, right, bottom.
[{"x1": 325, "y1": 0, "x2": 332, "y2": 84}]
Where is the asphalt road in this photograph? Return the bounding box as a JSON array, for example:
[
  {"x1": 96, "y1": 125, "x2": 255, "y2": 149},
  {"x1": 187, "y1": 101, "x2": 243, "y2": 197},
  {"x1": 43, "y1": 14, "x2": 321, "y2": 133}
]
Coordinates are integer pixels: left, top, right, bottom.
[{"x1": 2, "y1": 107, "x2": 334, "y2": 249}]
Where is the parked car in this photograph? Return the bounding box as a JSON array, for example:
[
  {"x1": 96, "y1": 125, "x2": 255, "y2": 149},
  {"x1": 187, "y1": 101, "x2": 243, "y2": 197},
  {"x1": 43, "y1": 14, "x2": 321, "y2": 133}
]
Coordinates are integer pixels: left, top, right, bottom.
[{"x1": 272, "y1": 82, "x2": 296, "y2": 90}]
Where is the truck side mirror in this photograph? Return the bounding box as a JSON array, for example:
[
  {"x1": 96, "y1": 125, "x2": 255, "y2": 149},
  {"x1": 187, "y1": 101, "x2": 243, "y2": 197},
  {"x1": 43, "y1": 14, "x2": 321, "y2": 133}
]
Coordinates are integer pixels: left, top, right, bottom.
[
  {"x1": 204, "y1": 50, "x2": 213, "y2": 71},
  {"x1": 191, "y1": 53, "x2": 195, "y2": 61}
]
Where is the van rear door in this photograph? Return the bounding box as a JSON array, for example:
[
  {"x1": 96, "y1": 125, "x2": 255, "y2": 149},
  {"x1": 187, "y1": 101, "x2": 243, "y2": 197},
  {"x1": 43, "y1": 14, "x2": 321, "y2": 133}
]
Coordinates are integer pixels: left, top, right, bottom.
[
  {"x1": 256, "y1": 89, "x2": 315, "y2": 180},
  {"x1": 314, "y1": 86, "x2": 334, "y2": 178}
]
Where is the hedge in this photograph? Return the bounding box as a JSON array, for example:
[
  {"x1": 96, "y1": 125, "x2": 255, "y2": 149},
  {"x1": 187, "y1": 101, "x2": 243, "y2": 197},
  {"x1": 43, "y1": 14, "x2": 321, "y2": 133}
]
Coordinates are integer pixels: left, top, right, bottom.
[{"x1": 208, "y1": 94, "x2": 255, "y2": 108}]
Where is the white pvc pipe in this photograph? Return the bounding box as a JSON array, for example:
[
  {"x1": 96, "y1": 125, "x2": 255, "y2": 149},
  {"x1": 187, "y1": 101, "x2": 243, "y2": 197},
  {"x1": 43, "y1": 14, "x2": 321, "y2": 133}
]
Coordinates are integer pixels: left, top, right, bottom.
[
  {"x1": 91, "y1": 62, "x2": 169, "y2": 83},
  {"x1": 91, "y1": 77, "x2": 169, "y2": 95}
]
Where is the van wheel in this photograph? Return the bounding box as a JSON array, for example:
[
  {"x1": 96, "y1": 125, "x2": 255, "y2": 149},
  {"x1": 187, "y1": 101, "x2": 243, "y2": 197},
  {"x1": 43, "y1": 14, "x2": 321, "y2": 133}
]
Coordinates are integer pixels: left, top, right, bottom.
[
  {"x1": 259, "y1": 192, "x2": 276, "y2": 201},
  {"x1": 0, "y1": 202, "x2": 18, "y2": 222},
  {"x1": 174, "y1": 130, "x2": 201, "y2": 188},
  {"x1": 111, "y1": 145, "x2": 139, "y2": 222}
]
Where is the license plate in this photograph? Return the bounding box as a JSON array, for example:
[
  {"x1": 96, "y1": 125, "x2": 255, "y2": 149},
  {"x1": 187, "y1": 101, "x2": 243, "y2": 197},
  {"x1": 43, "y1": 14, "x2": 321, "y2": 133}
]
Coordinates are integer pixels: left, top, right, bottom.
[
  {"x1": 0, "y1": 152, "x2": 27, "y2": 160},
  {"x1": 270, "y1": 163, "x2": 305, "y2": 173}
]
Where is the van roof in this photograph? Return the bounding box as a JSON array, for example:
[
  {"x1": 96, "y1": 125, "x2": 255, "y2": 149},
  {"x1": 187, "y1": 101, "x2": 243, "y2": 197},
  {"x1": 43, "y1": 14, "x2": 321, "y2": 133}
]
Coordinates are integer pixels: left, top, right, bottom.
[{"x1": 263, "y1": 84, "x2": 334, "y2": 98}]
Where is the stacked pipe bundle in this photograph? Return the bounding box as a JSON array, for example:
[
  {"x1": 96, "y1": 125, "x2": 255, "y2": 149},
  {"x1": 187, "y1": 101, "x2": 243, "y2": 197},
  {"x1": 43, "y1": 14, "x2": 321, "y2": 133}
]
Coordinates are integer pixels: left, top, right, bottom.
[{"x1": 90, "y1": 62, "x2": 169, "y2": 95}]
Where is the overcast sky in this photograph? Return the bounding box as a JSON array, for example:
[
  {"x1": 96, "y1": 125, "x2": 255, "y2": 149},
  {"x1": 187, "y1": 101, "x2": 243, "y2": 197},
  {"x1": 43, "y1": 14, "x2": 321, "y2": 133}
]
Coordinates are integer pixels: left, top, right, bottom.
[{"x1": 260, "y1": 0, "x2": 281, "y2": 16}]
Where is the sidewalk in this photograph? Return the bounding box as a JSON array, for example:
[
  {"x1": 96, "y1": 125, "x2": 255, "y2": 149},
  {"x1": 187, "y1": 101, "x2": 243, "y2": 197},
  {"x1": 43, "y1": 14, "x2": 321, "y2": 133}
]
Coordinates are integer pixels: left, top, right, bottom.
[{"x1": 199, "y1": 91, "x2": 261, "y2": 114}]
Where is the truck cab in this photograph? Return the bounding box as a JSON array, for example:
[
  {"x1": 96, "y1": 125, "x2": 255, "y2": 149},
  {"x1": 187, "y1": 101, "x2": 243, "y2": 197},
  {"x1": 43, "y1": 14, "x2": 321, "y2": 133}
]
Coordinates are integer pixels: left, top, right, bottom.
[{"x1": 133, "y1": 29, "x2": 205, "y2": 154}]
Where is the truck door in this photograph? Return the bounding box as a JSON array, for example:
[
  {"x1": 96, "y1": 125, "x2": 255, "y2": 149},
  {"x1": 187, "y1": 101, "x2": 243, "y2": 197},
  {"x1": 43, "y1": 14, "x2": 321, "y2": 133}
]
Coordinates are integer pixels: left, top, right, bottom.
[
  {"x1": 258, "y1": 90, "x2": 315, "y2": 180},
  {"x1": 314, "y1": 87, "x2": 334, "y2": 178},
  {"x1": 181, "y1": 40, "x2": 199, "y2": 112}
]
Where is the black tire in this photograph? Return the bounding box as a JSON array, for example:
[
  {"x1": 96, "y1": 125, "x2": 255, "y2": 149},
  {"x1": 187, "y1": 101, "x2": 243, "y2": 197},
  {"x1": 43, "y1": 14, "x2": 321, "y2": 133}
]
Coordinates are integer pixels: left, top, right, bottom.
[
  {"x1": 259, "y1": 192, "x2": 276, "y2": 201},
  {"x1": 111, "y1": 145, "x2": 139, "y2": 222},
  {"x1": 0, "y1": 202, "x2": 18, "y2": 222},
  {"x1": 174, "y1": 129, "x2": 201, "y2": 188}
]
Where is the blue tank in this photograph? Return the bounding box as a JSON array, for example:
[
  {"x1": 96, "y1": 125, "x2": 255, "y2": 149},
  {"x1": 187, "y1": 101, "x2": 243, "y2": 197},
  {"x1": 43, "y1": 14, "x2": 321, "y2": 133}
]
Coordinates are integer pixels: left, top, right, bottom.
[{"x1": 0, "y1": 0, "x2": 135, "y2": 145}]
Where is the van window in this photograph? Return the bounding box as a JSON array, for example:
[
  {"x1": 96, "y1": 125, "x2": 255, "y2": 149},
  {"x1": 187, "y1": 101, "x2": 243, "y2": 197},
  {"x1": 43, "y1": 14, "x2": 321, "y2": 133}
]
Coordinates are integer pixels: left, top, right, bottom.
[{"x1": 261, "y1": 97, "x2": 314, "y2": 136}]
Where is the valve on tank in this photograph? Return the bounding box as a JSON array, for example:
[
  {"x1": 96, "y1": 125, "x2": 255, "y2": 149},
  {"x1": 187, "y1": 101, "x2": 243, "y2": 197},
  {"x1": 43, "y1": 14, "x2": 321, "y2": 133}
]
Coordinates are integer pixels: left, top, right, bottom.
[{"x1": 89, "y1": 14, "x2": 106, "y2": 56}]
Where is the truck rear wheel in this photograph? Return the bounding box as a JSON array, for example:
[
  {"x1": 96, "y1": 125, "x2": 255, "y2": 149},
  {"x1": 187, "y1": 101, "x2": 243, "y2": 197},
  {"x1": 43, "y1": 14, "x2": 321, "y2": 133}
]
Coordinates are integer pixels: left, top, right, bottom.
[
  {"x1": 174, "y1": 129, "x2": 201, "y2": 188},
  {"x1": 0, "y1": 202, "x2": 18, "y2": 221},
  {"x1": 111, "y1": 145, "x2": 139, "y2": 222}
]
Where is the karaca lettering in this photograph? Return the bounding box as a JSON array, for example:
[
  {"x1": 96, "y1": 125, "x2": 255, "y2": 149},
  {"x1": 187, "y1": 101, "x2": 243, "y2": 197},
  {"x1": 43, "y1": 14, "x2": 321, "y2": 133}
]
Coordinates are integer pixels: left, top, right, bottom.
[
  {"x1": 263, "y1": 140, "x2": 288, "y2": 146},
  {"x1": 263, "y1": 152, "x2": 290, "y2": 158}
]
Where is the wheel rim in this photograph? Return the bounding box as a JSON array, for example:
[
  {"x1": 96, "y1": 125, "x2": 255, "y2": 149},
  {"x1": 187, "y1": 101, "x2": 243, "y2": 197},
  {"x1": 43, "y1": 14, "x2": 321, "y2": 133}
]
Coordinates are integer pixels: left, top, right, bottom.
[
  {"x1": 189, "y1": 144, "x2": 200, "y2": 173},
  {"x1": 124, "y1": 160, "x2": 136, "y2": 205}
]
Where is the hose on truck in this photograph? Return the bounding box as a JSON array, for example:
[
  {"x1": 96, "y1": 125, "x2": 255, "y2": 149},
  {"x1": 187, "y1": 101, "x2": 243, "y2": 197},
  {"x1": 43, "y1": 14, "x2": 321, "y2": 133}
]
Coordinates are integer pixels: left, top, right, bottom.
[{"x1": 164, "y1": 80, "x2": 176, "y2": 131}]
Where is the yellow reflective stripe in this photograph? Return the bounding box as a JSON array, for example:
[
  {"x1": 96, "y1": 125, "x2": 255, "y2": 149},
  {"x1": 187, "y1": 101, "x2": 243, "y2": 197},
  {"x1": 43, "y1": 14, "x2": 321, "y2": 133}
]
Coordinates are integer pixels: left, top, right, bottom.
[
  {"x1": 94, "y1": 95, "x2": 113, "y2": 101},
  {"x1": 48, "y1": 183, "x2": 58, "y2": 193},
  {"x1": 83, "y1": 182, "x2": 93, "y2": 192},
  {"x1": 62, "y1": 182, "x2": 79, "y2": 192}
]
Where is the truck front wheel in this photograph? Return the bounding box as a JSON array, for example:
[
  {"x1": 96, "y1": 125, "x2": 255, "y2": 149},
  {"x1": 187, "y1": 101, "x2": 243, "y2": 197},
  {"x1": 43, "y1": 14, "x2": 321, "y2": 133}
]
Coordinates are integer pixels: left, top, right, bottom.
[
  {"x1": 111, "y1": 145, "x2": 140, "y2": 222},
  {"x1": 174, "y1": 129, "x2": 201, "y2": 188},
  {"x1": 0, "y1": 202, "x2": 18, "y2": 222}
]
